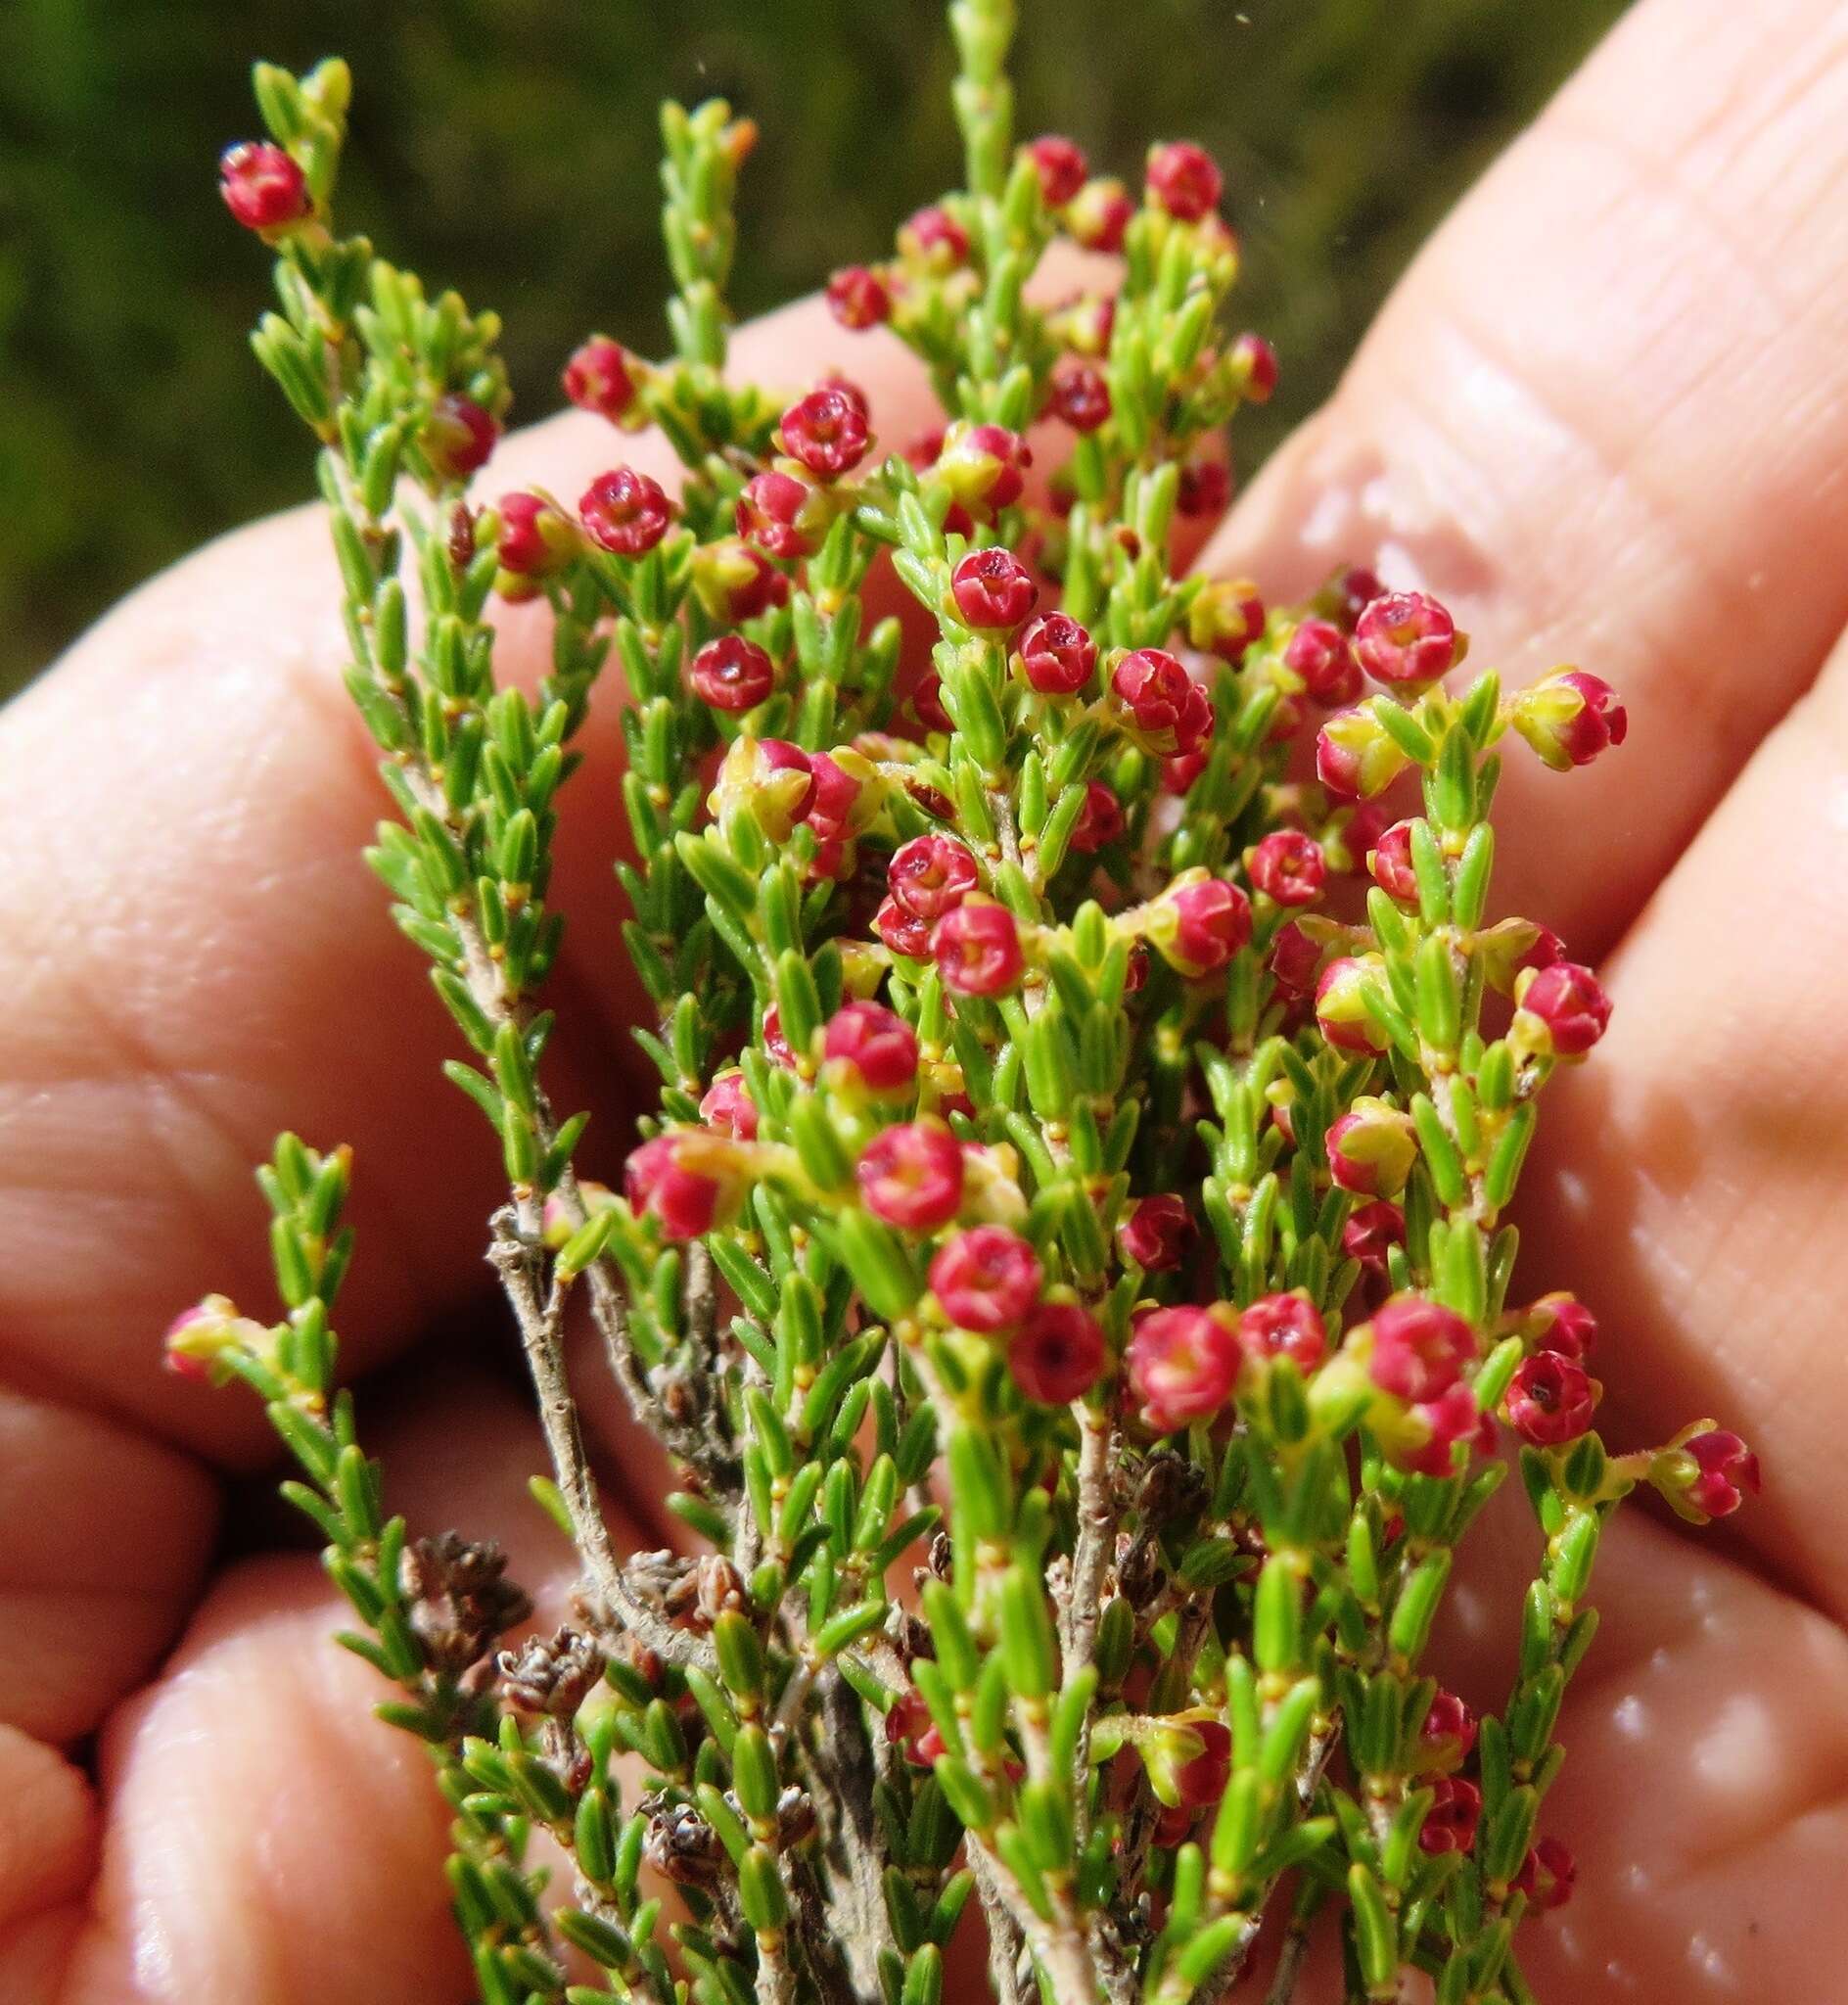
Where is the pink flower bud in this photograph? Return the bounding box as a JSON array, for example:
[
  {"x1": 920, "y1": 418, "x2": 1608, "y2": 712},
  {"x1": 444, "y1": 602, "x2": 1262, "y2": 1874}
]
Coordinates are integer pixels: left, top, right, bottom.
[
  {"x1": 1365, "y1": 1296, "x2": 1477, "y2": 1403},
  {"x1": 163, "y1": 1294, "x2": 265, "y2": 1385},
  {"x1": 930, "y1": 1225, "x2": 1042, "y2": 1332},
  {"x1": 890, "y1": 835, "x2": 979, "y2": 920},
  {"x1": 1420, "y1": 1777, "x2": 1482, "y2": 1855},
  {"x1": 1325, "y1": 1098, "x2": 1417, "y2": 1197},
  {"x1": 1237, "y1": 1292, "x2": 1326, "y2": 1372},
  {"x1": 1177, "y1": 458, "x2": 1231, "y2": 520},
  {"x1": 1514, "y1": 1838, "x2": 1577, "y2": 1912},
  {"x1": 1514, "y1": 960, "x2": 1612, "y2": 1057},
  {"x1": 562, "y1": 336, "x2": 638, "y2": 424},
  {"x1": 823, "y1": 1001, "x2": 919, "y2": 1096},
  {"x1": 1148, "y1": 870, "x2": 1251, "y2": 978},
  {"x1": 1147, "y1": 1718, "x2": 1232, "y2": 1809},
  {"x1": 806, "y1": 748, "x2": 884, "y2": 840},
  {"x1": 1505, "y1": 1352, "x2": 1598, "y2": 1446},
  {"x1": 1023, "y1": 134, "x2": 1089, "y2": 207},
  {"x1": 1315, "y1": 956, "x2": 1389, "y2": 1055},
  {"x1": 1342, "y1": 1199, "x2": 1406, "y2": 1276},
  {"x1": 933, "y1": 899, "x2": 1024, "y2": 997},
  {"x1": 1118, "y1": 1194, "x2": 1193, "y2": 1273},
  {"x1": 1247, "y1": 830, "x2": 1325, "y2": 908},
  {"x1": 1067, "y1": 176, "x2": 1134, "y2": 253},
  {"x1": 1354, "y1": 590, "x2": 1458, "y2": 689},
  {"x1": 1316, "y1": 705, "x2": 1413, "y2": 801},
  {"x1": 1401, "y1": 1382, "x2": 1484, "y2": 1477},
  {"x1": 911, "y1": 675, "x2": 953, "y2": 734},
  {"x1": 495, "y1": 491, "x2": 581, "y2": 582},
  {"x1": 1229, "y1": 331, "x2": 1278, "y2": 402},
  {"x1": 936, "y1": 423, "x2": 1033, "y2": 517},
  {"x1": 542, "y1": 1182, "x2": 617, "y2": 1250},
  {"x1": 1016, "y1": 611, "x2": 1097, "y2": 696},
  {"x1": 1146, "y1": 141, "x2": 1223, "y2": 221},
  {"x1": 687, "y1": 634, "x2": 777, "y2": 713},
  {"x1": 219, "y1": 141, "x2": 311, "y2": 230},
  {"x1": 1661, "y1": 1427, "x2": 1762, "y2": 1521},
  {"x1": 737, "y1": 470, "x2": 827, "y2": 560},
  {"x1": 711, "y1": 735, "x2": 817, "y2": 842},
  {"x1": 827, "y1": 264, "x2": 893, "y2": 330},
  {"x1": 1127, "y1": 1306, "x2": 1241, "y2": 1433},
  {"x1": 1511, "y1": 671, "x2": 1628, "y2": 770},
  {"x1": 1417, "y1": 1691, "x2": 1479, "y2": 1772},
  {"x1": 1187, "y1": 578, "x2": 1265, "y2": 661},
  {"x1": 1163, "y1": 751, "x2": 1208, "y2": 795},
  {"x1": 1269, "y1": 921, "x2": 1323, "y2": 998},
  {"x1": 874, "y1": 896, "x2": 933, "y2": 958},
  {"x1": 1313, "y1": 564, "x2": 1385, "y2": 632},
  {"x1": 899, "y1": 204, "x2": 971, "y2": 270},
  {"x1": 885, "y1": 1688, "x2": 945, "y2": 1767},
  {"x1": 580, "y1": 466, "x2": 673, "y2": 555},
  {"x1": 776, "y1": 386, "x2": 872, "y2": 480},
  {"x1": 699, "y1": 1070, "x2": 758, "y2": 1141},
  {"x1": 1524, "y1": 1291, "x2": 1596, "y2": 1361},
  {"x1": 951, "y1": 547, "x2": 1040, "y2": 630},
  {"x1": 1283, "y1": 618, "x2": 1363, "y2": 706},
  {"x1": 1112, "y1": 648, "x2": 1214, "y2": 754},
  {"x1": 1048, "y1": 361, "x2": 1112, "y2": 433},
  {"x1": 761, "y1": 1005, "x2": 799, "y2": 1072},
  {"x1": 1069, "y1": 781, "x2": 1125, "y2": 855},
  {"x1": 625, "y1": 1132, "x2": 747, "y2": 1241},
  {"x1": 856, "y1": 1120, "x2": 964, "y2": 1230},
  {"x1": 1366, "y1": 819, "x2": 1419, "y2": 903},
  {"x1": 690, "y1": 537, "x2": 789, "y2": 624},
  {"x1": 1010, "y1": 1302, "x2": 1108, "y2": 1404},
  {"x1": 423, "y1": 394, "x2": 500, "y2": 483}
]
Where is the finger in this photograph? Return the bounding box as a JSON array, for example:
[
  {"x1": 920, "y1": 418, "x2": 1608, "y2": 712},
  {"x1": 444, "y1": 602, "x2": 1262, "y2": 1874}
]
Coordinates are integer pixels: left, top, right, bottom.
[
  {"x1": 1513, "y1": 617, "x2": 1848, "y2": 1617},
  {"x1": 31, "y1": 1375, "x2": 602, "y2": 2005},
  {"x1": 0, "y1": 287, "x2": 961, "y2": 1464},
  {"x1": 1197, "y1": 0, "x2": 1848, "y2": 956}
]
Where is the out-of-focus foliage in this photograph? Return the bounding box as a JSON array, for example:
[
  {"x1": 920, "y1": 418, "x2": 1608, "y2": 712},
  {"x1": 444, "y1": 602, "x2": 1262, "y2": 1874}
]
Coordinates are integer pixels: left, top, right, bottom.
[{"x1": 0, "y1": 0, "x2": 1625, "y2": 698}]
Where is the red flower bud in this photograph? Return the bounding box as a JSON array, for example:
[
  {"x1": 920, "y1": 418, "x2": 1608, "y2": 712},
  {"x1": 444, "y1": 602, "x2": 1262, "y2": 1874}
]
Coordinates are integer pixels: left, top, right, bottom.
[
  {"x1": 856, "y1": 1119, "x2": 965, "y2": 1230},
  {"x1": 1237, "y1": 1292, "x2": 1326, "y2": 1372},
  {"x1": 1049, "y1": 361, "x2": 1112, "y2": 433},
  {"x1": 1229, "y1": 331, "x2": 1278, "y2": 402},
  {"x1": 1680, "y1": 1427, "x2": 1762, "y2": 1519},
  {"x1": 1187, "y1": 578, "x2": 1265, "y2": 662},
  {"x1": 496, "y1": 491, "x2": 581, "y2": 580},
  {"x1": 1505, "y1": 1351, "x2": 1598, "y2": 1446},
  {"x1": 1354, "y1": 590, "x2": 1458, "y2": 688},
  {"x1": 777, "y1": 387, "x2": 872, "y2": 480},
  {"x1": 581, "y1": 466, "x2": 673, "y2": 555},
  {"x1": 164, "y1": 1294, "x2": 266, "y2": 1385},
  {"x1": 761, "y1": 1005, "x2": 798, "y2": 1072},
  {"x1": 1067, "y1": 176, "x2": 1134, "y2": 253},
  {"x1": 1127, "y1": 1306, "x2": 1240, "y2": 1433},
  {"x1": 827, "y1": 264, "x2": 893, "y2": 330},
  {"x1": 699, "y1": 1070, "x2": 758, "y2": 1141},
  {"x1": 1511, "y1": 670, "x2": 1628, "y2": 770},
  {"x1": 1163, "y1": 751, "x2": 1208, "y2": 795},
  {"x1": 1176, "y1": 458, "x2": 1231, "y2": 519},
  {"x1": 1118, "y1": 1194, "x2": 1193, "y2": 1274},
  {"x1": 890, "y1": 834, "x2": 979, "y2": 920},
  {"x1": 1247, "y1": 830, "x2": 1325, "y2": 908},
  {"x1": 737, "y1": 470, "x2": 827, "y2": 560},
  {"x1": 1069, "y1": 781, "x2": 1124, "y2": 855},
  {"x1": 1112, "y1": 648, "x2": 1214, "y2": 754},
  {"x1": 687, "y1": 634, "x2": 777, "y2": 712},
  {"x1": 1402, "y1": 1382, "x2": 1484, "y2": 1477},
  {"x1": 806, "y1": 749, "x2": 883, "y2": 840},
  {"x1": 1315, "y1": 956, "x2": 1389, "y2": 1054},
  {"x1": 1366, "y1": 819, "x2": 1419, "y2": 903},
  {"x1": 911, "y1": 675, "x2": 953, "y2": 734},
  {"x1": 823, "y1": 1001, "x2": 919, "y2": 1096},
  {"x1": 1514, "y1": 1838, "x2": 1577, "y2": 1912},
  {"x1": 933, "y1": 900, "x2": 1024, "y2": 997},
  {"x1": 874, "y1": 896, "x2": 933, "y2": 958},
  {"x1": 936, "y1": 423, "x2": 1033, "y2": 517},
  {"x1": 1514, "y1": 960, "x2": 1612, "y2": 1057},
  {"x1": 1418, "y1": 1691, "x2": 1479, "y2": 1770},
  {"x1": 1524, "y1": 1291, "x2": 1596, "y2": 1361},
  {"x1": 1010, "y1": 1301, "x2": 1108, "y2": 1404},
  {"x1": 624, "y1": 1132, "x2": 747, "y2": 1241},
  {"x1": 1269, "y1": 921, "x2": 1322, "y2": 998},
  {"x1": 562, "y1": 336, "x2": 637, "y2": 424},
  {"x1": 1342, "y1": 1199, "x2": 1406, "y2": 1276},
  {"x1": 1171, "y1": 1719, "x2": 1231, "y2": 1806},
  {"x1": 1151, "y1": 872, "x2": 1251, "y2": 977},
  {"x1": 423, "y1": 395, "x2": 500, "y2": 483},
  {"x1": 1325, "y1": 1098, "x2": 1417, "y2": 1197},
  {"x1": 219, "y1": 141, "x2": 310, "y2": 230},
  {"x1": 1317, "y1": 565, "x2": 1384, "y2": 630},
  {"x1": 711, "y1": 735, "x2": 817, "y2": 842},
  {"x1": 931, "y1": 1225, "x2": 1042, "y2": 1332},
  {"x1": 951, "y1": 546, "x2": 1040, "y2": 630},
  {"x1": 1419, "y1": 1777, "x2": 1482, "y2": 1855},
  {"x1": 1316, "y1": 704, "x2": 1412, "y2": 801},
  {"x1": 1284, "y1": 618, "x2": 1363, "y2": 706},
  {"x1": 1023, "y1": 134, "x2": 1089, "y2": 207},
  {"x1": 1016, "y1": 611, "x2": 1097, "y2": 695},
  {"x1": 1365, "y1": 1296, "x2": 1477, "y2": 1403},
  {"x1": 1146, "y1": 140, "x2": 1223, "y2": 221},
  {"x1": 885, "y1": 1688, "x2": 944, "y2": 1767},
  {"x1": 689, "y1": 537, "x2": 789, "y2": 624},
  {"x1": 899, "y1": 205, "x2": 971, "y2": 270}
]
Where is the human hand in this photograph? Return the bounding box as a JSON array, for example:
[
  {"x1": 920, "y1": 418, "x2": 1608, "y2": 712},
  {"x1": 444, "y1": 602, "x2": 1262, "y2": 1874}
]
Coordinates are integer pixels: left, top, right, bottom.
[{"x1": 3, "y1": 0, "x2": 1845, "y2": 1996}]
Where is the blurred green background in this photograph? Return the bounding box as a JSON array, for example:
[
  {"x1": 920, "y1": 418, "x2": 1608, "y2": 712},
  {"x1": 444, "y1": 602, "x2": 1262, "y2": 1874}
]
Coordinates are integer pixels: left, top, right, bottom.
[{"x1": 0, "y1": 0, "x2": 1629, "y2": 699}]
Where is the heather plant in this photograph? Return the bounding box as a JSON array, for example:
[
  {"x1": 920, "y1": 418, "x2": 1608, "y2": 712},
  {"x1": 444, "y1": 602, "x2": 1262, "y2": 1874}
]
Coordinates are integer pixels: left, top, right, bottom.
[{"x1": 177, "y1": 7, "x2": 1757, "y2": 2001}]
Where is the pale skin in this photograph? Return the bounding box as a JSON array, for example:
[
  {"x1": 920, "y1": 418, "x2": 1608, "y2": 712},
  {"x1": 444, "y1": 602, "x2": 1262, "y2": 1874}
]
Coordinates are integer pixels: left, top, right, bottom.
[{"x1": 4, "y1": 0, "x2": 1848, "y2": 1995}]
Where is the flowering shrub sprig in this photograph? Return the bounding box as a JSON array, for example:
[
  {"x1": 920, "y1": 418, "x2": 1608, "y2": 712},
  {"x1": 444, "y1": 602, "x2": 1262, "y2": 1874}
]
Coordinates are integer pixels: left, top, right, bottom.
[{"x1": 184, "y1": 9, "x2": 1755, "y2": 2001}]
